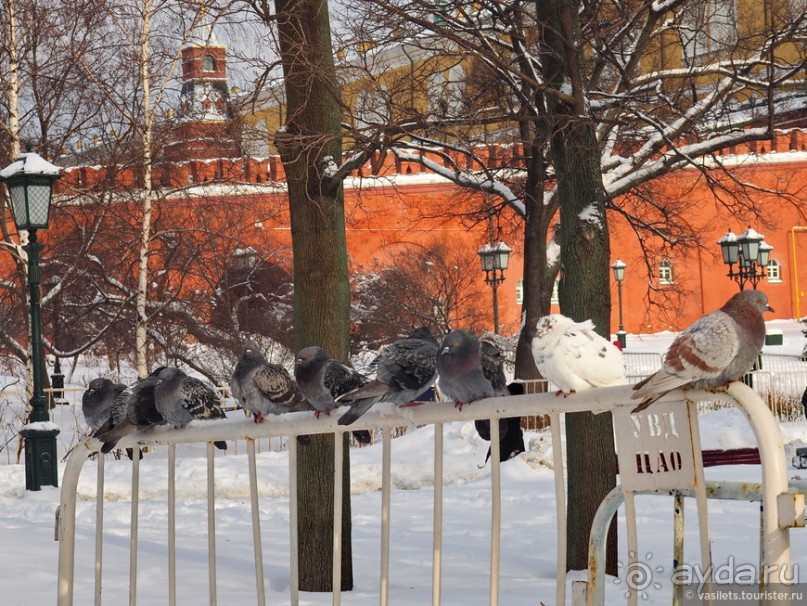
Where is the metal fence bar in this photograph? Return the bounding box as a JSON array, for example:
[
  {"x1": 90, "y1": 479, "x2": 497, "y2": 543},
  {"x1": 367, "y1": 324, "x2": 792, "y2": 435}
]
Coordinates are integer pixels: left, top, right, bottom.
[
  {"x1": 332, "y1": 432, "x2": 344, "y2": 606},
  {"x1": 206, "y1": 442, "x2": 218, "y2": 606},
  {"x1": 726, "y1": 382, "x2": 791, "y2": 584},
  {"x1": 168, "y1": 444, "x2": 177, "y2": 606},
  {"x1": 623, "y1": 491, "x2": 638, "y2": 606},
  {"x1": 129, "y1": 449, "x2": 140, "y2": 606},
  {"x1": 379, "y1": 426, "x2": 392, "y2": 606},
  {"x1": 246, "y1": 438, "x2": 266, "y2": 605},
  {"x1": 550, "y1": 412, "x2": 566, "y2": 606},
  {"x1": 432, "y1": 421, "x2": 444, "y2": 606},
  {"x1": 288, "y1": 436, "x2": 299, "y2": 606},
  {"x1": 94, "y1": 455, "x2": 104, "y2": 606},
  {"x1": 489, "y1": 417, "x2": 501, "y2": 606},
  {"x1": 672, "y1": 492, "x2": 684, "y2": 606}
]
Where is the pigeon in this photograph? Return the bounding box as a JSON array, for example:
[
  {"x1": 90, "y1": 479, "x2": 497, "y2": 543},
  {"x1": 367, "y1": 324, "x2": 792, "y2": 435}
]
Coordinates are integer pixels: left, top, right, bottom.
[
  {"x1": 480, "y1": 338, "x2": 508, "y2": 395},
  {"x1": 94, "y1": 366, "x2": 169, "y2": 455},
  {"x1": 631, "y1": 289, "x2": 773, "y2": 412},
  {"x1": 81, "y1": 378, "x2": 127, "y2": 433},
  {"x1": 335, "y1": 327, "x2": 439, "y2": 426},
  {"x1": 294, "y1": 346, "x2": 372, "y2": 444},
  {"x1": 436, "y1": 329, "x2": 508, "y2": 407},
  {"x1": 154, "y1": 367, "x2": 227, "y2": 426},
  {"x1": 474, "y1": 382, "x2": 526, "y2": 466},
  {"x1": 530, "y1": 314, "x2": 627, "y2": 396},
  {"x1": 230, "y1": 339, "x2": 310, "y2": 423}
]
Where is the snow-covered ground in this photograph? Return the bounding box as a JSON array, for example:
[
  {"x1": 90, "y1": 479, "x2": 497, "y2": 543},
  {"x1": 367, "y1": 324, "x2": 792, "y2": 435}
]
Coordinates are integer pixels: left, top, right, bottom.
[{"x1": 0, "y1": 321, "x2": 805, "y2": 605}]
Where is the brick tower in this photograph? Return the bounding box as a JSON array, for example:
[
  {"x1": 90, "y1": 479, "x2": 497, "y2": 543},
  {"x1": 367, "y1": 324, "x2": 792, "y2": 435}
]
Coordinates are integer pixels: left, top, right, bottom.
[{"x1": 164, "y1": 16, "x2": 241, "y2": 162}]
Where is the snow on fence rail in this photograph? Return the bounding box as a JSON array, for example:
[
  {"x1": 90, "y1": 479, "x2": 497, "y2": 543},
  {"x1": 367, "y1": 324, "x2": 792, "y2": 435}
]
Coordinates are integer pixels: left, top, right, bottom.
[{"x1": 56, "y1": 382, "x2": 799, "y2": 606}]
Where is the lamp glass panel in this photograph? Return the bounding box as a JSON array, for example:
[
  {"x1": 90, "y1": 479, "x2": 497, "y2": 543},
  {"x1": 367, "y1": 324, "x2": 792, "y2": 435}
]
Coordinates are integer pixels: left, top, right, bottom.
[
  {"x1": 8, "y1": 184, "x2": 30, "y2": 228},
  {"x1": 739, "y1": 236, "x2": 760, "y2": 262},
  {"x1": 758, "y1": 244, "x2": 771, "y2": 267},
  {"x1": 495, "y1": 249, "x2": 510, "y2": 270},
  {"x1": 721, "y1": 240, "x2": 739, "y2": 264}
]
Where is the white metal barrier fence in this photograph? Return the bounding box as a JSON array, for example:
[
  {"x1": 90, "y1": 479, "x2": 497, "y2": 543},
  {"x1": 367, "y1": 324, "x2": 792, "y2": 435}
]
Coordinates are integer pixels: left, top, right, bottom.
[{"x1": 56, "y1": 382, "x2": 798, "y2": 605}]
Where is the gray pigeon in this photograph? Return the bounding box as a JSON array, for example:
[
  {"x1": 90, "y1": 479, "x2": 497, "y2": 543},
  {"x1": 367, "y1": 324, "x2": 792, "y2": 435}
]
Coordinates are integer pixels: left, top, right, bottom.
[
  {"x1": 480, "y1": 339, "x2": 508, "y2": 395},
  {"x1": 82, "y1": 378, "x2": 127, "y2": 433},
  {"x1": 154, "y1": 367, "x2": 227, "y2": 428},
  {"x1": 94, "y1": 366, "x2": 169, "y2": 454},
  {"x1": 437, "y1": 329, "x2": 508, "y2": 406},
  {"x1": 632, "y1": 289, "x2": 773, "y2": 412},
  {"x1": 230, "y1": 339, "x2": 310, "y2": 423},
  {"x1": 295, "y1": 346, "x2": 365, "y2": 415},
  {"x1": 335, "y1": 327, "x2": 439, "y2": 426},
  {"x1": 295, "y1": 346, "x2": 372, "y2": 443}
]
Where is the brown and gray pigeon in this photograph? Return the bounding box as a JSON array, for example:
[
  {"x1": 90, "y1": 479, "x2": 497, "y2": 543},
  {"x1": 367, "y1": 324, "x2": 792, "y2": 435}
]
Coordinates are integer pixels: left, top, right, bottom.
[
  {"x1": 294, "y1": 346, "x2": 372, "y2": 443},
  {"x1": 82, "y1": 378, "x2": 127, "y2": 433},
  {"x1": 631, "y1": 289, "x2": 773, "y2": 412},
  {"x1": 335, "y1": 327, "x2": 439, "y2": 426},
  {"x1": 154, "y1": 367, "x2": 227, "y2": 428},
  {"x1": 437, "y1": 329, "x2": 509, "y2": 407},
  {"x1": 230, "y1": 339, "x2": 310, "y2": 423}
]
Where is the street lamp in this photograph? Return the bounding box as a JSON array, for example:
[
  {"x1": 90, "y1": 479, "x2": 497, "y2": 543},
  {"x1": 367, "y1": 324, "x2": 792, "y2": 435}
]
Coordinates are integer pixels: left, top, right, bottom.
[
  {"x1": 718, "y1": 227, "x2": 773, "y2": 291},
  {"x1": 610, "y1": 259, "x2": 627, "y2": 349},
  {"x1": 477, "y1": 241, "x2": 512, "y2": 333},
  {"x1": 0, "y1": 151, "x2": 62, "y2": 490}
]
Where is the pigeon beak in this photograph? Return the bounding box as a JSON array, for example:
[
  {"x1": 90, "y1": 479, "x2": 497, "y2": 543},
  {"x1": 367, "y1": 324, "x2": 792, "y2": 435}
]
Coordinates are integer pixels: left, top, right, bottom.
[{"x1": 766, "y1": 304, "x2": 774, "y2": 313}]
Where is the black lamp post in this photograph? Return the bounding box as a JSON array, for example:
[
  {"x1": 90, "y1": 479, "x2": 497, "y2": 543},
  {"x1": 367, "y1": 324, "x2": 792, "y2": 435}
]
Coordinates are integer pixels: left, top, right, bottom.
[
  {"x1": 477, "y1": 241, "x2": 512, "y2": 334},
  {"x1": 0, "y1": 151, "x2": 62, "y2": 490},
  {"x1": 718, "y1": 227, "x2": 773, "y2": 291},
  {"x1": 610, "y1": 259, "x2": 627, "y2": 349}
]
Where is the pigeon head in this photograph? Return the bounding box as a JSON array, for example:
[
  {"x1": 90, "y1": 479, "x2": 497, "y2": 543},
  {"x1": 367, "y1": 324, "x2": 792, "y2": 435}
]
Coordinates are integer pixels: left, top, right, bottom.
[
  {"x1": 155, "y1": 366, "x2": 183, "y2": 387},
  {"x1": 295, "y1": 346, "x2": 329, "y2": 379},
  {"x1": 440, "y1": 329, "x2": 477, "y2": 353},
  {"x1": 86, "y1": 377, "x2": 110, "y2": 395},
  {"x1": 239, "y1": 339, "x2": 266, "y2": 367},
  {"x1": 243, "y1": 339, "x2": 260, "y2": 356},
  {"x1": 724, "y1": 290, "x2": 773, "y2": 315},
  {"x1": 534, "y1": 314, "x2": 573, "y2": 339},
  {"x1": 438, "y1": 330, "x2": 481, "y2": 372},
  {"x1": 409, "y1": 326, "x2": 438, "y2": 344}
]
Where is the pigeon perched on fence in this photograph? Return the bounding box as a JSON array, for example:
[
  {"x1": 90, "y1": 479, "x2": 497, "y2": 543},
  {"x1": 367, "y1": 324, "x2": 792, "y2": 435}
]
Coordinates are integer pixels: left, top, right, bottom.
[
  {"x1": 94, "y1": 366, "x2": 169, "y2": 454},
  {"x1": 531, "y1": 314, "x2": 627, "y2": 396},
  {"x1": 335, "y1": 327, "x2": 439, "y2": 426},
  {"x1": 81, "y1": 378, "x2": 127, "y2": 433},
  {"x1": 437, "y1": 329, "x2": 508, "y2": 407},
  {"x1": 230, "y1": 339, "x2": 310, "y2": 423},
  {"x1": 295, "y1": 346, "x2": 372, "y2": 443},
  {"x1": 154, "y1": 367, "x2": 227, "y2": 425},
  {"x1": 631, "y1": 289, "x2": 773, "y2": 412}
]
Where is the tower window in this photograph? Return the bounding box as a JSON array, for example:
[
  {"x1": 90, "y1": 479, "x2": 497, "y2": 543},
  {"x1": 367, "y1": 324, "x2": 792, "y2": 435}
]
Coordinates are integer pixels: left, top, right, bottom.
[
  {"x1": 202, "y1": 54, "x2": 216, "y2": 72},
  {"x1": 659, "y1": 259, "x2": 674, "y2": 285},
  {"x1": 767, "y1": 259, "x2": 782, "y2": 283}
]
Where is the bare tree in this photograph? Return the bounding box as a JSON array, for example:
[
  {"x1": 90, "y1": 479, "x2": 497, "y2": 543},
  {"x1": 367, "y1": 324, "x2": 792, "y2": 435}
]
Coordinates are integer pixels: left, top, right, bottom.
[
  {"x1": 243, "y1": 0, "x2": 357, "y2": 590},
  {"x1": 326, "y1": 0, "x2": 806, "y2": 573},
  {"x1": 351, "y1": 239, "x2": 490, "y2": 347}
]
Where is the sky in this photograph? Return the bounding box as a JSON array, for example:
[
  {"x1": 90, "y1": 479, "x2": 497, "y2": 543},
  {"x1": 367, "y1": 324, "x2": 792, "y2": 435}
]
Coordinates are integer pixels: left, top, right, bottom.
[{"x1": 0, "y1": 320, "x2": 804, "y2": 605}]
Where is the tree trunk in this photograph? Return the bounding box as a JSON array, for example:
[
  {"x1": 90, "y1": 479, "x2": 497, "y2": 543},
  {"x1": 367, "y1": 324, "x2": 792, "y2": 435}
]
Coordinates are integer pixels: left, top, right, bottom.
[
  {"x1": 537, "y1": 0, "x2": 618, "y2": 575},
  {"x1": 135, "y1": 0, "x2": 156, "y2": 380},
  {"x1": 275, "y1": 0, "x2": 354, "y2": 590}
]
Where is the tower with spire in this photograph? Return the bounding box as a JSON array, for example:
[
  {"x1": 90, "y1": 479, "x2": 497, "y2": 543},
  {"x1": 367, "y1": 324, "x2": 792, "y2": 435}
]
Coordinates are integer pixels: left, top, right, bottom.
[{"x1": 164, "y1": 13, "x2": 241, "y2": 162}]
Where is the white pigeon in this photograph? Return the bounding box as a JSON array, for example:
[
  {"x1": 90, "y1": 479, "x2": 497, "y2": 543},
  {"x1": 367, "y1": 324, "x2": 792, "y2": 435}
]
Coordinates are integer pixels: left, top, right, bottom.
[{"x1": 531, "y1": 314, "x2": 627, "y2": 396}]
